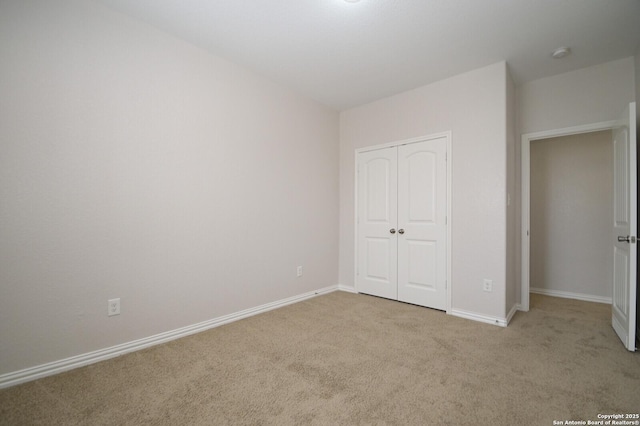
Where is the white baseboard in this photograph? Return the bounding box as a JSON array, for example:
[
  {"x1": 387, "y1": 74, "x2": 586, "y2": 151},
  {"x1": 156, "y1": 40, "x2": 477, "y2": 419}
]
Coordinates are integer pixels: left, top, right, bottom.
[
  {"x1": 505, "y1": 303, "x2": 520, "y2": 325},
  {"x1": 450, "y1": 309, "x2": 508, "y2": 327},
  {"x1": 337, "y1": 284, "x2": 357, "y2": 293},
  {"x1": 530, "y1": 287, "x2": 611, "y2": 304},
  {"x1": 0, "y1": 285, "x2": 340, "y2": 389}
]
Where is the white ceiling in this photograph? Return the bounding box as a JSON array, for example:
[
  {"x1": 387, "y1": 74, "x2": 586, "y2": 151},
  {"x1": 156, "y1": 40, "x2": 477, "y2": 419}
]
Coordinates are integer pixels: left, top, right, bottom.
[{"x1": 95, "y1": 0, "x2": 640, "y2": 111}]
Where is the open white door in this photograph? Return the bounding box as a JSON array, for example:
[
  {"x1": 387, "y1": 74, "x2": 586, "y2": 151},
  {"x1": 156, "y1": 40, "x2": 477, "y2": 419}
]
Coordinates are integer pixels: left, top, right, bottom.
[{"x1": 612, "y1": 102, "x2": 637, "y2": 351}]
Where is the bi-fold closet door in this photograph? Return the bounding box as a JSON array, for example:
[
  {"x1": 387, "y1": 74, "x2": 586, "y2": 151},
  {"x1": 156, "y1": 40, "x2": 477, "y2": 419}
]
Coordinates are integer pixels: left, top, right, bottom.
[{"x1": 356, "y1": 138, "x2": 447, "y2": 310}]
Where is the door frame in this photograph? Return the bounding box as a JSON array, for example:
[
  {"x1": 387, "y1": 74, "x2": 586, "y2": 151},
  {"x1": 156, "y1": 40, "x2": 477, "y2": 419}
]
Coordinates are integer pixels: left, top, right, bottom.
[
  {"x1": 354, "y1": 131, "x2": 452, "y2": 313},
  {"x1": 520, "y1": 120, "x2": 617, "y2": 311}
]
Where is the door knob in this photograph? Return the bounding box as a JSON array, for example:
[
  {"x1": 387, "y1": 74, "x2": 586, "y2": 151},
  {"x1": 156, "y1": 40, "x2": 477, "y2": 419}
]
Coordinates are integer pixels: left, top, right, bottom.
[
  {"x1": 618, "y1": 236, "x2": 636, "y2": 243},
  {"x1": 398, "y1": 229, "x2": 405, "y2": 234},
  {"x1": 390, "y1": 228, "x2": 396, "y2": 234}
]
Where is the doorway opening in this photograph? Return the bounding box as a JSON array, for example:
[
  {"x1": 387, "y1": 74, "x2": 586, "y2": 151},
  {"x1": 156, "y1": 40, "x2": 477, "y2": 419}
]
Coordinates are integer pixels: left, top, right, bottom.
[
  {"x1": 520, "y1": 103, "x2": 638, "y2": 352},
  {"x1": 529, "y1": 130, "x2": 613, "y2": 303},
  {"x1": 520, "y1": 120, "x2": 619, "y2": 312}
]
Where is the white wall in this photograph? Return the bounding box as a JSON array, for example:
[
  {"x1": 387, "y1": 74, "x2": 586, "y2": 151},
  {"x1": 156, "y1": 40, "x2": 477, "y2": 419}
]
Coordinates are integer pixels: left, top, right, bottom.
[
  {"x1": 340, "y1": 62, "x2": 509, "y2": 321},
  {"x1": 530, "y1": 131, "x2": 613, "y2": 301},
  {"x1": 0, "y1": 0, "x2": 339, "y2": 376},
  {"x1": 515, "y1": 57, "x2": 636, "y2": 310},
  {"x1": 517, "y1": 57, "x2": 636, "y2": 135}
]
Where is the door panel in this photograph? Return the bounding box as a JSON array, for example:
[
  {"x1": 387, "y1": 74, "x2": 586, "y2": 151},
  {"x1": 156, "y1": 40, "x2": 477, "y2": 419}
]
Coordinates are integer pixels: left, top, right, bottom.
[
  {"x1": 613, "y1": 247, "x2": 629, "y2": 313},
  {"x1": 406, "y1": 240, "x2": 437, "y2": 289},
  {"x1": 366, "y1": 159, "x2": 393, "y2": 222},
  {"x1": 357, "y1": 148, "x2": 398, "y2": 300},
  {"x1": 407, "y1": 151, "x2": 437, "y2": 223},
  {"x1": 397, "y1": 139, "x2": 447, "y2": 310},
  {"x1": 612, "y1": 102, "x2": 637, "y2": 351},
  {"x1": 364, "y1": 237, "x2": 391, "y2": 281}
]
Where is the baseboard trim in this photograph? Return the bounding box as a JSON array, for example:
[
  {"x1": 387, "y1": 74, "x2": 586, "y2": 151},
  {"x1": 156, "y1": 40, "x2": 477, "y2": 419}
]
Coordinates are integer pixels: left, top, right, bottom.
[
  {"x1": 530, "y1": 287, "x2": 611, "y2": 304},
  {"x1": 337, "y1": 284, "x2": 357, "y2": 293},
  {"x1": 450, "y1": 309, "x2": 507, "y2": 327},
  {"x1": 505, "y1": 303, "x2": 519, "y2": 325},
  {"x1": 0, "y1": 285, "x2": 339, "y2": 389}
]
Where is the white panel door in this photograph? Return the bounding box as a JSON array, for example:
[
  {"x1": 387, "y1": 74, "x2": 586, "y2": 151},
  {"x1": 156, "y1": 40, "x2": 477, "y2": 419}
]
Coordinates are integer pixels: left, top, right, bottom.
[
  {"x1": 397, "y1": 139, "x2": 447, "y2": 310},
  {"x1": 612, "y1": 102, "x2": 637, "y2": 351},
  {"x1": 356, "y1": 147, "x2": 398, "y2": 300}
]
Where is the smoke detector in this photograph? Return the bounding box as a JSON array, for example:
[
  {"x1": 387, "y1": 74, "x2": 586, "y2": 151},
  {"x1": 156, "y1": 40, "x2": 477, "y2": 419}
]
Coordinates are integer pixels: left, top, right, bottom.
[{"x1": 551, "y1": 47, "x2": 571, "y2": 59}]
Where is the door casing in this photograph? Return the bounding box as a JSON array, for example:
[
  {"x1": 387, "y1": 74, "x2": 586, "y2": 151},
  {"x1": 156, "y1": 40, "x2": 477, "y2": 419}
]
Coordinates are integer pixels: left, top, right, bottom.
[
  {"x1": 521, "y1": 120, "x2": 623, "y2": 312},
  {"x1": 522, "y1": 106, "x2": 637, "y2": 351}
]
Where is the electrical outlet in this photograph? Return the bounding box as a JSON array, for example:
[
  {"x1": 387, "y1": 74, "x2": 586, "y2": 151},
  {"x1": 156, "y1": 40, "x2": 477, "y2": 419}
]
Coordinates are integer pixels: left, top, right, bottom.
[
  {"x1": 297, "y1": 266, "x2": 303, "y2": 277},
  {"x1": 108, "y1": 298, "x2": 120, "y2": 316},
  {"x1": 483, "y1": 279, "x2": 493, "y2": 292}
]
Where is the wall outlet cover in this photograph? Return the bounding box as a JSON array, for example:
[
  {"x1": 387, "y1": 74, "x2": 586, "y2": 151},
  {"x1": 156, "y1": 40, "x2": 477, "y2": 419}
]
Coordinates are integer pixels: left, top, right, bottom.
[{"x1": 108, "y1": 298, "x2": 121, "y2": 316}]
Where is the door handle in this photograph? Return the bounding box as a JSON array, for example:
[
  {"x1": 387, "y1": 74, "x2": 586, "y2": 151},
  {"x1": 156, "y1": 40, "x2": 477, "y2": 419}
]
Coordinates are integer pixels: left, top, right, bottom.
[
  {"x1": 390, "y1": 228, "x2": 396, "y2": 234},
  {"x1": 618, "y1": 236, "x2": 636, "y2": 243},
  {"x1": 398, "y1": 229, "x2": 405, "y2": 234}
]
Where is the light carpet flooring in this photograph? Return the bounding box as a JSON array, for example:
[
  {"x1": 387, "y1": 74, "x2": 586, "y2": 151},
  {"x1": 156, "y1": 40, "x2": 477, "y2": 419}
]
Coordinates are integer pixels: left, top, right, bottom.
[{"x1": 1, "y1": 292, "x2": 639, "y2": 425}]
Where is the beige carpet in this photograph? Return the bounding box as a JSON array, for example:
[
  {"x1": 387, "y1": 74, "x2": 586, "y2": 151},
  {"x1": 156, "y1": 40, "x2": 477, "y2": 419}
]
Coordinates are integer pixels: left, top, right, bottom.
[{"x1": 1, "y1": 292, "x2": 639, "y2": 425}]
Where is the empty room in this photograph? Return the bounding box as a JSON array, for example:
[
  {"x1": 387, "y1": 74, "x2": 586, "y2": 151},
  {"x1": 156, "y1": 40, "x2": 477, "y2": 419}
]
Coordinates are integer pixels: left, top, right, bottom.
[{"x1": 1, "y1": 0, "x2": 639, "y2": 424}]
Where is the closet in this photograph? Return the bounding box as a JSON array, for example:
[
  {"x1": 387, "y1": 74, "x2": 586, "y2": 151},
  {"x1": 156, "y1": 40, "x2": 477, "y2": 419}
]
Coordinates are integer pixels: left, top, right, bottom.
[{"x1": 356, "y1": 136, "x2": 447, "y2": 310}]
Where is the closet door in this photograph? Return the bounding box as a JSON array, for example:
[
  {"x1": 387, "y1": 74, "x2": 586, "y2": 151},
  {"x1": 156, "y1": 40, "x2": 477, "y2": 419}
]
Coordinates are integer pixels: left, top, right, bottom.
[
  {"x1": 356, "y1": 147, "x2": 398, "y2": 300},
  {"x1": 397, "y1": 139, "x2": 447, "y2": 310}
]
